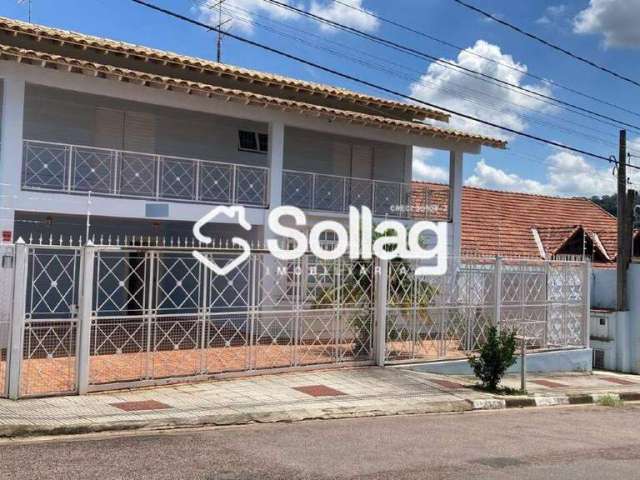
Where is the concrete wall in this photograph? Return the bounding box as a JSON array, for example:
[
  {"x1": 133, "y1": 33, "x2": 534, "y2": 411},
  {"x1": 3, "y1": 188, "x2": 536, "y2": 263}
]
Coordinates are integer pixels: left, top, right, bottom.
[
  {"x1": 24, "y1": 85, "x2": 409, "y2": 181},
  {"x1": 283, "y1": 126, "x2": 408, "y2": 182},
  {"x1": 24, "y1": 84, "x2": 269, "y2": 167},
  {"x1": 591, "y1": 267, "x2": 616, "y2": 310},
  {"x1": 628, "y1": 263, "x2": 640, "y2": 373},
  {"x1": 404, "y1": 348, "x2": 593, "y2": 375}
]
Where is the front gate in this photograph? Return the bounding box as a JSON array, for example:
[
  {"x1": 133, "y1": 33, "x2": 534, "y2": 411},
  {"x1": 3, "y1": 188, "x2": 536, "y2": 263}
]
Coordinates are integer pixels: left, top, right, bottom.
[
  {"x1": 4, "y1": 240, "x2": 590, "y2": 398},
  {"x1": 10, "y1": 241, "x2": 375, "y2": 397}
]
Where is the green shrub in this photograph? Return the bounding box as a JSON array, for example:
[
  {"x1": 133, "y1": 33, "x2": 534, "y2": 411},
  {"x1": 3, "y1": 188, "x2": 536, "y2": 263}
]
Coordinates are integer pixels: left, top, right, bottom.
[
  {"x1": 468, "y1": 326, "x2": 517, "y2": 390},
  {"x1": 597, "y1": 394, "x2": 624, "y2": 408}
]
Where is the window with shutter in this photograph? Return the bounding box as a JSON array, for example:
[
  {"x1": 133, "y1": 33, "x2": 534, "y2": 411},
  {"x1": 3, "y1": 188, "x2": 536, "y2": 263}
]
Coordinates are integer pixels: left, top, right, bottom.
[
  {"x1": 124, "y1": 112, "x2": 156, "y2": 153},
  {"x1": 95, "y1": 108, "x2": 124, "y2": 149}
]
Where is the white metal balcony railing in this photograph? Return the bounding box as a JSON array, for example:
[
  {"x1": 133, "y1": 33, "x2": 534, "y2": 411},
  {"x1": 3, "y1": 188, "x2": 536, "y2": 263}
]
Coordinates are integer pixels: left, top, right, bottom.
[
  {"x1": 22, "y1": 139, "x2": 270, "y2": 207},
  {"x1": 283, "y1": 169, "x2": 432, "y2": 218}
]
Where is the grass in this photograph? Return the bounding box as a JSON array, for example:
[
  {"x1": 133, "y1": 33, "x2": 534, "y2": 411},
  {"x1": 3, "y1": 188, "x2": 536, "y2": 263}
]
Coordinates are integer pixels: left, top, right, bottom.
[{"x1": 596, "y1": 394, "x2": 624, "y2": 408}]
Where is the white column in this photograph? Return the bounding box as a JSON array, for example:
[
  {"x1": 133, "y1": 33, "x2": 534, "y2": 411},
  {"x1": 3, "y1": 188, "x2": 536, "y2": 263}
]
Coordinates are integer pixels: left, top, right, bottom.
[
  {"x1": 449, "y1": 150, "x2": 464, "y2": 259},
  {"x1": 374, "y1": 258, "x2": 388, "y2": 366},
  {"x1": 7, "y1": 238, "x2": 27, "y2": 399},
  {"x1": 76, "y1": 242, "x2": 95, "y2": 395},
  {"x1": 267, "y1": 121, "x2": 285, "y2": 212},
  {"x1": 0, "y1": 76, "x2": 26, "y2": 235}
]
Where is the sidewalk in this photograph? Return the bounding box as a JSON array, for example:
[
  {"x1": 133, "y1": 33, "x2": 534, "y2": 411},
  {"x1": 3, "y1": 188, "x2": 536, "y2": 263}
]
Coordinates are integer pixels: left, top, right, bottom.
[{"x1": 0, "y1": 367, "x2": 638, "y2": 438}]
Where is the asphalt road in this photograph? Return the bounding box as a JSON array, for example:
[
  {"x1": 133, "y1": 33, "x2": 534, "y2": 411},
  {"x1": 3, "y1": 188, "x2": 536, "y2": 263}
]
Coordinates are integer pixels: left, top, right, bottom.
[{"x1": 2, "y1": 405, "x2": 640, "y2": 479}]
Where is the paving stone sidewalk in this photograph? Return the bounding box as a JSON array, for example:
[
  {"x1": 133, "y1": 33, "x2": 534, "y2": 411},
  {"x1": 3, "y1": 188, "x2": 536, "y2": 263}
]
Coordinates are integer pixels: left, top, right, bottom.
[{"x1": 0, "y1": 367, "x2": 638, "y2": 438}]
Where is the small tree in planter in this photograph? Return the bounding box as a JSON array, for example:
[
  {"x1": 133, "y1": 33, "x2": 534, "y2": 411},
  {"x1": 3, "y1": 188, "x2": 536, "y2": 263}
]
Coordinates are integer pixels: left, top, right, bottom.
[{"x1": 468, "y1": 326, "x2": 517, "y2": 391}]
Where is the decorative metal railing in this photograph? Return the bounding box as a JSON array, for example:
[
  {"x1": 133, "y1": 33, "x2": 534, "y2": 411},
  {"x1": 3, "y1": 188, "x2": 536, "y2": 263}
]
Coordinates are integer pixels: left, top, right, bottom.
[
  {"x1": 282, "y1": 169, "x2": 415, "y2": 218},
  {"x1": 0, "y1": 236, "x2": 589, "y2": 398},
  {"x1": 384, "y1": 257, "x2": 590, "y2": 362},
  {"x1": 22, "y1": 139, "x2": 270, "y2": 207}
]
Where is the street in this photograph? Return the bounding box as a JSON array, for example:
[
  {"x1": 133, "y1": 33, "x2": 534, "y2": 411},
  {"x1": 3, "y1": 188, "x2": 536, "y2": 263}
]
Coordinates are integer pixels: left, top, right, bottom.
[{"x1": 2, "y1": 405, "x2": 640, "y2": 479}]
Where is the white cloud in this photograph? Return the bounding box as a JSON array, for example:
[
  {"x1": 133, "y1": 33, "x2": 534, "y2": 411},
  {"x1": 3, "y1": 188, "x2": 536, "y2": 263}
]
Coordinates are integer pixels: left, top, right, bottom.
[
  {"x1": 573, "y1": 0, "x2": 640, "y2": 48},
  {"x1": 536, "y1": 4, "x2": 567, "y2": 25},
  {"x1": 309, "y1": 0, "x2": 379, "y2": 33},
  {"x1": 412, "y1": 148, "x2": 449, "y2": 182},
  {"x1": 409, "y1": 40, "x2": 554, "y2": 140},
  {"x1": 198, "y1": 0, "x2": 297, "y2": 34},
  {"x1": 465, "y1": 150, "x2": 632, "y2": 197},
  {"x1": 466, "y1": 159, "x2": 550, "y2": 194},
  {"x1": 197, "y1": 0, "x2": 379, "y2": 35}
]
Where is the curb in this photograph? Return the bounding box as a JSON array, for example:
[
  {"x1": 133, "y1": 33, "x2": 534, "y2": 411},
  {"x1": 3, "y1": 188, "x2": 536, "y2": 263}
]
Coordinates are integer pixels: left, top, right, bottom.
[
  {"x1": 0, "y1": 399, "x2": 473, "y2": 439},
  {"x1": 1, "y1": 391, "x2": 638, "y2": 439}
]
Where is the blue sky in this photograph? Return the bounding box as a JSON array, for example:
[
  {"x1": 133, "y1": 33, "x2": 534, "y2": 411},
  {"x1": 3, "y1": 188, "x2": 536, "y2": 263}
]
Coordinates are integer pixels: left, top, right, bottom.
[{"x1": 3, "y1": 0, "x2": 640, "y2": 197}]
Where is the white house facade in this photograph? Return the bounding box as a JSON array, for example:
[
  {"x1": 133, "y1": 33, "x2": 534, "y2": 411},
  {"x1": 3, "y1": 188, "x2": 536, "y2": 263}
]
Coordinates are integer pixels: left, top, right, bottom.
[{"x1": 0, "y1": 16, "x2": 505, "y2": 252}]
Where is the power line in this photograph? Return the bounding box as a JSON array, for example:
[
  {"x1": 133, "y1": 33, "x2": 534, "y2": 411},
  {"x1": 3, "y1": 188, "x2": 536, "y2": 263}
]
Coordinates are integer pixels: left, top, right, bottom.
[
  {"x1": 130, "y1": 0, "x2": 638, "y2": 170},
  {"x1": 222, "y1": 2, "x2": 620, "y2": 150},
  {"x1": 452, "y1": 0, "x2": 640, "y2": 89},
  {"x1": 262, "y1": 0, "x2": 640, "y2": 134},
  {"x1": 331, "y1": 0, "x2": 640, "y2": 121}
]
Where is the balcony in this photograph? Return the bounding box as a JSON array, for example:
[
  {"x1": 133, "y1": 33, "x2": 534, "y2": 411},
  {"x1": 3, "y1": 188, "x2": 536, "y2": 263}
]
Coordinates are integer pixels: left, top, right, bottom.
[
  {"x1": 21, "y1": 140, "x2": 270, "y2": 207},
  {"x1": 282, "y1": 170, "x2": 448, "y2": 219}
]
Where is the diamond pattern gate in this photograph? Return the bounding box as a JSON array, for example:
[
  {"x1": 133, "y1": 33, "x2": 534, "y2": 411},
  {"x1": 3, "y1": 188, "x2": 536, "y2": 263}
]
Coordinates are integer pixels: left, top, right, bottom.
[
  {"x1": 384, "y1": 257, "x2": 589, "y2": 363},
  {"x1": 85, "y1": 248, "x2": 374, "y2": 391},
  {"x1": 19, "y1": 246, "x2": 81, "y2": 397}
]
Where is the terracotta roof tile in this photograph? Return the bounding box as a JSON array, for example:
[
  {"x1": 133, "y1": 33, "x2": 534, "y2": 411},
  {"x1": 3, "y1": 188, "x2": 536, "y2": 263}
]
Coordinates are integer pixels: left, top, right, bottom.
[
  {"x1": 0, "y1": 15, "x2": 447, "y2": 123},
  {"x1": 0, "y1": 43, "x2": 506, "y2": 148},
  {"x1": 411, "y1": 182, "x2": 618, "y2": 263}
]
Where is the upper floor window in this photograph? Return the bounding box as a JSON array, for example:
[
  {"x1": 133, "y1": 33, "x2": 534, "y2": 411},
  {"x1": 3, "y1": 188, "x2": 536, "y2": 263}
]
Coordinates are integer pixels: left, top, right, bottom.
[{"x1": 238, "y1": 130, "x2": 268, "y2": 154}]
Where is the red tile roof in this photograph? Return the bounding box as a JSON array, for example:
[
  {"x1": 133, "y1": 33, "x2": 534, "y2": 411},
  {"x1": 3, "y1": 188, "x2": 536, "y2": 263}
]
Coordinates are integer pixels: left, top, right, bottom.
[{"x1": 411, "y1": 182, "x2": 618, "y2": 263}]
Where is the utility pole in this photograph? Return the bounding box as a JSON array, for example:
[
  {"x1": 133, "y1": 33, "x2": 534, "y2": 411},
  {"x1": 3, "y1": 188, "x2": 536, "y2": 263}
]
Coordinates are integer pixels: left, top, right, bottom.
[{"x1": 617, "y1": 129, "x2": 630, "y2": 311}]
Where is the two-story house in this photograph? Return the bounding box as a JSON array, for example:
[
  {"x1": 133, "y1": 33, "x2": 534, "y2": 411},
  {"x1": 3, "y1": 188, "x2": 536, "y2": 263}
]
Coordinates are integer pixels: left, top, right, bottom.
[{"x1": 0, "y1": 16, "x2": 504, "y2": 253}]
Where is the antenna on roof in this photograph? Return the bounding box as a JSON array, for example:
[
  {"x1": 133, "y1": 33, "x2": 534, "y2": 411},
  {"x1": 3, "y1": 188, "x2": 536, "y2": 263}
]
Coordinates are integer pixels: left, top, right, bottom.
[
  {"x1": 17, "y1": 0, "x2": 32, "y2": 22},
  {"x1": 205, "y1": 0, "x2": 232, "y2": 63}
]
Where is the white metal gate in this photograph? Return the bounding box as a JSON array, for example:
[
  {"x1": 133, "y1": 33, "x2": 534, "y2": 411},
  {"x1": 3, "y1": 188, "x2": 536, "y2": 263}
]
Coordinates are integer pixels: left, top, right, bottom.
[
  {"x1": 384, "y1": 257, "x2": 590, "y2": 363},
  {"x1": 10, "y1": 241, "x2": 374, "y2": 397},
  {"x1": 4, "y1": 239, "x2": 590, "y2": 398}
]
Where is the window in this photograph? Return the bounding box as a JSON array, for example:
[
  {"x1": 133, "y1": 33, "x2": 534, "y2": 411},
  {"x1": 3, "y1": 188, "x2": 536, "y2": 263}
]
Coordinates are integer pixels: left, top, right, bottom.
[
  {"x1": 238, "y1": 130, "x2": 268, "y2": 153},
  {"x1": 599, "y1": 318, "x2": 606, "y2": 326}
]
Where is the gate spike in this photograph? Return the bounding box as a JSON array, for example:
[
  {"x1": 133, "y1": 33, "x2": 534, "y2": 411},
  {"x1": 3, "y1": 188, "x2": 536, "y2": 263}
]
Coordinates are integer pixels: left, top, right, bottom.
[
  {"x1": 116, "y1": 235, "x2": 120, "y2": 245},
  {"x1": 38, "y1": 234, "x2": 42, "y2": 245},
  {"x1": 28, "y1": 233, "x2": 33, "y2": 244},
  {"x1": 59, "y1": 234, "x2": 63, "y2": 245},
  {"x1": 155, "y1": 236, "x2": 159, "y2": 246},
  {"x1": 48, "y1": 234, "x2": 53, "y2": 245},
  {"x1": 78, "y1": 235, "x2": 83, "y2": 246},
  {"x1": 108, "y1": 234, "x2": 112, "y2": 245}
]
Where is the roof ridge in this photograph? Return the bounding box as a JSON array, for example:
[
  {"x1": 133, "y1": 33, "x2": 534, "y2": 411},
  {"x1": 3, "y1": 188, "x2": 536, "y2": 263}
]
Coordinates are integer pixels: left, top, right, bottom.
[{"x1": 412, "y1": 180, "x2": 608, "y2": 203}]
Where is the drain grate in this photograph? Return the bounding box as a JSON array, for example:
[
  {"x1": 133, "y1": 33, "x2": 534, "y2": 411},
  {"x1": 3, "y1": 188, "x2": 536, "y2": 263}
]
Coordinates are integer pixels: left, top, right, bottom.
[
  {"x1": 110, "y1": 400, "x2": 172, "y2": 412},
  {"x1": 292, "y1": 385, "x2": 347, "y2": 397}
]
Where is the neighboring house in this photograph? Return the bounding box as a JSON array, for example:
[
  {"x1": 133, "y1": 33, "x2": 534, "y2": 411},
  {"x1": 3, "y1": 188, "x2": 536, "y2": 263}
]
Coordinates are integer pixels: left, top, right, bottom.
[
  {"x1": 0, "y1": 16, "x2": 504, "y2": 253},
  {"x1": 411, "y1": 181, "x2": 623, "y2": 265},
  {"x1": 412, "y1": 181, "x2": 640, "y2": 373}
]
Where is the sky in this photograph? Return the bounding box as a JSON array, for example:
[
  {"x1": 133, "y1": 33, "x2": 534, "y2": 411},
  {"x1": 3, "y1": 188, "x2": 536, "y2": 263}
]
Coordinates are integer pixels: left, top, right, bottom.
[{"x1": 3, "y1": 0, "x2": 640, "y2": 198}]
